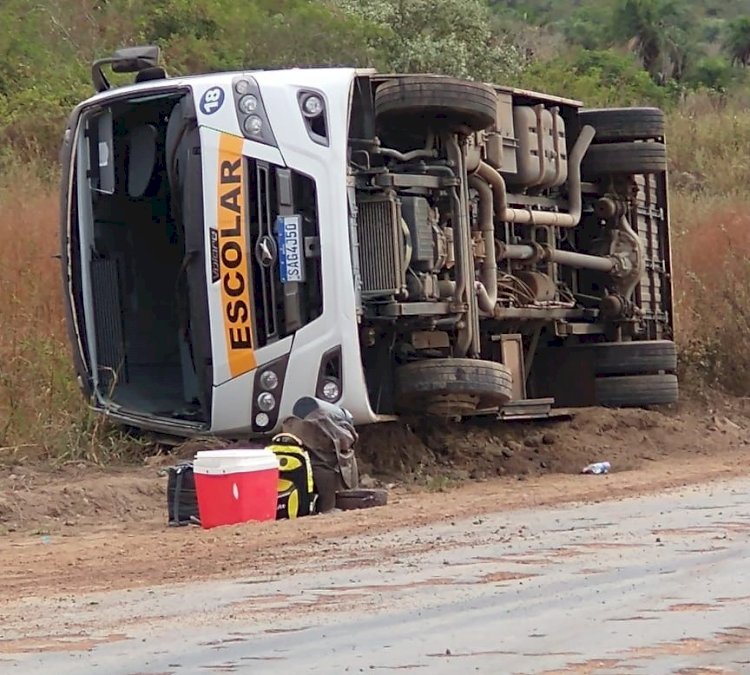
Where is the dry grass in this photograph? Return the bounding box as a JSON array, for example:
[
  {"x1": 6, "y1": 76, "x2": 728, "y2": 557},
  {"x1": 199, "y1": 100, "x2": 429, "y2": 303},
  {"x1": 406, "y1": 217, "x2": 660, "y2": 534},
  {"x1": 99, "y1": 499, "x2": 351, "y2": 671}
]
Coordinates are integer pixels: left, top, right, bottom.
[
  {"x1": 668, "y1": 91, "x2": 750, "y2": 198},
  {"x1": 672, "y1": 202, "x2": 750, "y2": 394},
  {"x1": 0, "y1": 163, "x2": 143, "y2": 463},
  {"x1": 667, "y1": 92, "x2": 750, "y2": 394},
  {"x1": 1, "y1": 92, "x2": 749, "y2": 459}
]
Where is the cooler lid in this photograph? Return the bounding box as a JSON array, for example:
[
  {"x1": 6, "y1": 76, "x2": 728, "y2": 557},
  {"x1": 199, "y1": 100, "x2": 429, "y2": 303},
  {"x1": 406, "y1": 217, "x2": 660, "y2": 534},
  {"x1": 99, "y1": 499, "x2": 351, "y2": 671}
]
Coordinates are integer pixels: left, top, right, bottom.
[
  {"x1": 193, "y1": 450, "x2": 279, "y2": 475},
  {"x1": 194, "y1": 448, "x2": 273, "y2": 468},
  {"x1": 194, "y1": 448, "x2": 269, "y2": 460}
]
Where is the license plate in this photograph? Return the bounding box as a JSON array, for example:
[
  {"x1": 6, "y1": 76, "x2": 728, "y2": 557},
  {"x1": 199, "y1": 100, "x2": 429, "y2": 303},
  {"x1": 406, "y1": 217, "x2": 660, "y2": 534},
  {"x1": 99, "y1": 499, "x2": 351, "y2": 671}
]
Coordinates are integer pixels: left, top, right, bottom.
[{"x1": 276, "y1": 215, "x2": 305, "y2": 283}]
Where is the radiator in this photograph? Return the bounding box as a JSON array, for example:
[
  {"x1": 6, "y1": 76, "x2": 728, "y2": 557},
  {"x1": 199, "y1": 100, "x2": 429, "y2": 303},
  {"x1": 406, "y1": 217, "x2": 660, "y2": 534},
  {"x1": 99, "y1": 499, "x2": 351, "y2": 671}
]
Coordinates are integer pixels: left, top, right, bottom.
[{"x1": 356, "y1": 194, "x2": 406, "y2": 297}]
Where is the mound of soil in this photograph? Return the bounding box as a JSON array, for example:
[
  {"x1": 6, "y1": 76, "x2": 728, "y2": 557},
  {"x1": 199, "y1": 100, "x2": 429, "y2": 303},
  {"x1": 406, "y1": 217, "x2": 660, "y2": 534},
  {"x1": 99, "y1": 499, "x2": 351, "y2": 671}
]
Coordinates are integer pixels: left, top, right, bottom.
[{"x1": 356, "y1": 400, "x2": 749, "y2": 487}]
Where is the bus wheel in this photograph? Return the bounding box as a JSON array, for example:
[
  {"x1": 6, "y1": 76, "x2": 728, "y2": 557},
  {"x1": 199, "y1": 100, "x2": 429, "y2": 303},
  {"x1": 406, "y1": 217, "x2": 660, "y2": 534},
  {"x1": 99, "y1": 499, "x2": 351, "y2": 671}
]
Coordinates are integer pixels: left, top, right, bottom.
[
  {"x1": 595, "y1": 373, "x2": 679, "y2": 407},
  {"x1": 374, "y1": 76, "x2": 497, "y2": 134},
  {"x1": 394, "y1": 358, "x2": 513, "y2": 416},
  {"x1": 575, "y1": 339, "x2": 677, "y2": 376},
  {"x1": 582, "y1": 141, "x2": 667, "y2": 179},
  {"x1": 579, "y1": 107, "x2": 665, "y2": 143}
]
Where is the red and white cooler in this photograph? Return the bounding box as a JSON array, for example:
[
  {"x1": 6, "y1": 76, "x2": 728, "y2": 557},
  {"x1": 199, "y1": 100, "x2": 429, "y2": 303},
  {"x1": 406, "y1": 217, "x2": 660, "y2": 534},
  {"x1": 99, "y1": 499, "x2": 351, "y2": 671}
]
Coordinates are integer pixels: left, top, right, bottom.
[{"x1": 193, "y1": 449, "x2": 279, "y2": 529}]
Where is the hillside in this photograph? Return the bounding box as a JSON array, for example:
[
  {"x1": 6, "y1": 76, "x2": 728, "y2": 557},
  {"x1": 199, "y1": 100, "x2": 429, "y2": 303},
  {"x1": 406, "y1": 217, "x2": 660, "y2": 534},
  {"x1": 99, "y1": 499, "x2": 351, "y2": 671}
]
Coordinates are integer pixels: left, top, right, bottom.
[
  {"x1": 2, "y1": 0, "x2": 749, "y2": 163},
  {"x1": 493, "y1": 0, "x2": 750, "y2": 93},
  {"x1": 494, "y1": 0, "x2": 750, "y2": 24}
]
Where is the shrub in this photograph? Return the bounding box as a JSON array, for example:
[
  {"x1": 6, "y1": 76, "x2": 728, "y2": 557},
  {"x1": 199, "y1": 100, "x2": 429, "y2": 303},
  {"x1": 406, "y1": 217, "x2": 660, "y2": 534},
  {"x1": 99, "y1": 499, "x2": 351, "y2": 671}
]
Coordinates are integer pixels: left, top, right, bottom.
[{"x1": 520, "y1": 49, "x2": 669, "y2": 107}]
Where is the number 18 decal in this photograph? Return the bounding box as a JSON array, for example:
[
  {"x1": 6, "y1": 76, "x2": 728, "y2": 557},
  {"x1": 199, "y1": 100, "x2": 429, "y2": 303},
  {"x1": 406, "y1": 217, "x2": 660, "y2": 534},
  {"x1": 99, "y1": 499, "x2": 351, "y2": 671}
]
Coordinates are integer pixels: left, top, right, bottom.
[{"x1": 200, "y1": 87, "x2": 225, "y2": 115}]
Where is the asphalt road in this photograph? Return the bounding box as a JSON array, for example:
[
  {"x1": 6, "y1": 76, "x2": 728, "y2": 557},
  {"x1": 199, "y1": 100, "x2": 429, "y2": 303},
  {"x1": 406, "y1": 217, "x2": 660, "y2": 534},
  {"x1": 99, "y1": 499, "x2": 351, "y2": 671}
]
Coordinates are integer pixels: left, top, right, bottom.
[{"x1": 3, "y1": 477, "x2": 750, "y2": 675}]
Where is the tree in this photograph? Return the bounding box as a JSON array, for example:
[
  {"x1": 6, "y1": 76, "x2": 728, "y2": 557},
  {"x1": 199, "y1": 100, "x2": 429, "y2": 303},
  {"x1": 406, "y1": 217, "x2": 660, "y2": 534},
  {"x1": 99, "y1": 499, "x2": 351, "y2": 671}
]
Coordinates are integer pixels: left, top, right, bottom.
[
  {"x1": 334, "y1": 0, "x2": 523, "y2": 81},
  {"x1": 611, "y1": 0, "x2": 694, "y2": 83},
  {"x1": 562, "y1": 4, "x2": 614, "y2": 51},
  {"x1": 724, "y1": 16, "x2": 750, "y2": 67}
]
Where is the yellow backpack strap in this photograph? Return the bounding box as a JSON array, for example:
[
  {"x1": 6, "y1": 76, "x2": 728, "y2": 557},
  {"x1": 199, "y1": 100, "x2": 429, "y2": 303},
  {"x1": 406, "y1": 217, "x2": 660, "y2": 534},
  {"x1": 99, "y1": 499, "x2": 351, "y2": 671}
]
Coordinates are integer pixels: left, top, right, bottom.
[{"x1": 272, "y1": 432, "x2": 304, "y2": 446}]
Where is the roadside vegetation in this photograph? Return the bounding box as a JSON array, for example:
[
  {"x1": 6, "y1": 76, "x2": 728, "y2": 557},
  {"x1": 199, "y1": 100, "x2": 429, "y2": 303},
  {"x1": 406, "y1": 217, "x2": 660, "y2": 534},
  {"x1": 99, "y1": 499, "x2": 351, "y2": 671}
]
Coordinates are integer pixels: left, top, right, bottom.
[{"x1": 1, "y1": 0, "x2": 749, "y2": 460}]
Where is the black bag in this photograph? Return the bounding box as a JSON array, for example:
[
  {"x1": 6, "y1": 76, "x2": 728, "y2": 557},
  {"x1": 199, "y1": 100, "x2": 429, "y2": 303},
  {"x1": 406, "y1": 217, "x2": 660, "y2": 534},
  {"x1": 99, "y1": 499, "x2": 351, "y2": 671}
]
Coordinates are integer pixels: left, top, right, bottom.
[
  {"x1": 167, "y1": 462, "x2": 200, "y2": 526},
  {"x1": 280, "y1": 399, "x2": 360, "y2": 514}
]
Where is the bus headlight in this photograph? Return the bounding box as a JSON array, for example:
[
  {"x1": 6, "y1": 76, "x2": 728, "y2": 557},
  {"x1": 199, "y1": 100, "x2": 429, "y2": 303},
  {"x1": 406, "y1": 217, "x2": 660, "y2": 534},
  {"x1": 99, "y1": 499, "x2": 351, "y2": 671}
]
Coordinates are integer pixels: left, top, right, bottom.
[
  {"x1": 231, "y1": 75, "x2": 277, "y2": 146},
  {"x1": 301, "y1": 94, "x2": 324, "y2": 118},
  {"x1": 316, "y1": 347, "x2": 342, "y2": 402},
  {"x1": 321, "y1": 378, "x2": 341, "y2": 402},
  {"x1": 243, "y1": 115, "x2": 263, "y2": 136},
  {"x1": 252, "y1": 354, "x2": 289, "y2": 434},
  {"x1": 257, "y1": 392, "x2": 276, "y2": 412},
  {"x1": 297, "y1": 89, "x2": 328, "y2": 146},
  {"x1": 259, "y1": 370, "x2": 279, "y2": 390},
  {"x1": 235, "y1": 79, "x2": 252, "y2": 95},
  {"x1": 238, "y1": 94, "x2": 258, "y2": 114}
]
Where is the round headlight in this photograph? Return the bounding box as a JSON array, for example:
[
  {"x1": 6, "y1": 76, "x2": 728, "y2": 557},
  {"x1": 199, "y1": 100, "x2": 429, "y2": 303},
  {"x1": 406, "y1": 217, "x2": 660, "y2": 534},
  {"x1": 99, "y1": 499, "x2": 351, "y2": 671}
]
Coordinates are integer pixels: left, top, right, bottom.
[
  {"x1": 302, "y1": 94, "x2": 324, "y2": 118},
  {"x1": 235, "y1": 79, "x2": 252, "y2": 95},
  {"x1": 255, "y1": 412, "x2": 270, "y2": 428},
  {"x1": 243, "y1": 115, "x2": 263, "y2": 136},
  {"x1": 257, "y1": 391, "x2": 276, "y2": 412},
  {"x1": 238, "y1": 94, "x2": 258, "y2": 114},
  {"x1": 321, "y1": 378, "x2": 341, "y2": 402},
  {"x1": 260, "y1": 370, "x2": 279, "y2": 390}
]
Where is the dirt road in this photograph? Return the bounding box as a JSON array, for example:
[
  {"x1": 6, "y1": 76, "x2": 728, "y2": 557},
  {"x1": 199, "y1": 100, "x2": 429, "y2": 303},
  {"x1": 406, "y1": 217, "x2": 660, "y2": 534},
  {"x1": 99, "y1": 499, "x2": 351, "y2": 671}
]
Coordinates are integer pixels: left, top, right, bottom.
[
  {"x1": 2, "y1": 476, "x2": 750, "y2": 674},
  {"x1": 1, "y1": 400, "x2": 748, "y2": 598},
  {"x1": 0, "y1": 401, "x2": 748, "y2": 673}
]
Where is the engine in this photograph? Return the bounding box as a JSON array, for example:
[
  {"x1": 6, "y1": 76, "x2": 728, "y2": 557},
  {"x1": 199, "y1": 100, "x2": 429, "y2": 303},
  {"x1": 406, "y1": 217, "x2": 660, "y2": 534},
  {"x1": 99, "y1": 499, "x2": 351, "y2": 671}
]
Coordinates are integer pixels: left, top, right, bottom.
[{"x1": 351, "y1": 94, "x2": 581, "y2": 316}]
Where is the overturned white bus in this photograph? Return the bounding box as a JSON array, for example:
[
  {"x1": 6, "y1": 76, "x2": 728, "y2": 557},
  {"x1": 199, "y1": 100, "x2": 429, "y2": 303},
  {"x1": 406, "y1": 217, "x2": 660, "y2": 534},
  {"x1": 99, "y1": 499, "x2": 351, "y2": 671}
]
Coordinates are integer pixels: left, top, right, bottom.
[{"x1": 60, "y1": 47, "x2": 676, "y2": 438}]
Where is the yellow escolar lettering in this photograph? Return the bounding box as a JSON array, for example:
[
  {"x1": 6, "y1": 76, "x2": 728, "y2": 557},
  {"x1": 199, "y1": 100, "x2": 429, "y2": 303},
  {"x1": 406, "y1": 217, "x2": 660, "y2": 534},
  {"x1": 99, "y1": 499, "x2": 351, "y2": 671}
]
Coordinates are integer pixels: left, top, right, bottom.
[{"x1": 217, "y1": 134, "x2": 256, "y2": 377}]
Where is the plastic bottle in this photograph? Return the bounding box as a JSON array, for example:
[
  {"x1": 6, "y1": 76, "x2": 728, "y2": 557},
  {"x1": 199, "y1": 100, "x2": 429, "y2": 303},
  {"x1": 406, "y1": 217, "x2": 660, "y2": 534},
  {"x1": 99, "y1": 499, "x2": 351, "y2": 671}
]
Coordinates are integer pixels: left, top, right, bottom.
[{"x1": 582, "y1": 461, "x2": 611, "y2": 475}]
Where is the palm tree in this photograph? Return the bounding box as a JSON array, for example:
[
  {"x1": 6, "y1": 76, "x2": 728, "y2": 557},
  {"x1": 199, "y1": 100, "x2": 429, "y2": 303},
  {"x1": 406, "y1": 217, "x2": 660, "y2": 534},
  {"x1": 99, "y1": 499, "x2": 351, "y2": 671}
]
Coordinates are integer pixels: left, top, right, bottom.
[
  {"x1": 612, "y1": 0, "x2": 692, "y2": 82},
  {"x1": 724, "y1": 17, "x2": 750, "y2": 67}
]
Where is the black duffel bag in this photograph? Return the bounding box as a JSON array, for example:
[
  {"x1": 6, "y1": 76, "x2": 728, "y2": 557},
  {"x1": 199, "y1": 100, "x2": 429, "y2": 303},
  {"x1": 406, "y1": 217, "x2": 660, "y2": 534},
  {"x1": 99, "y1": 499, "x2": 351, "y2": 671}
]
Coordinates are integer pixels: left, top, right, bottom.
[{"x1": 166, "y1": 462, "x2": 200, "y2": 526}]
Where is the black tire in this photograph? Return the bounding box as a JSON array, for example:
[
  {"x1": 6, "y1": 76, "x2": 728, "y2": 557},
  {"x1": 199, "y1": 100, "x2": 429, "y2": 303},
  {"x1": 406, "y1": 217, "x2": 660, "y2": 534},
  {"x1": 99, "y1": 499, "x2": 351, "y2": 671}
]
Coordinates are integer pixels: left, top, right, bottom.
[
  {"x1": 374, "y1": 77, "x2": 497, "y2": 133},
  {"x1": 578, "y1": 340, "x2": 677, "y2": 376},
  {"x1": 595, "y1": 374, "x2": 678, "y2": 407},
  {"x1": 579, "y1": 107, "x2": 665, "y2": 143},
  {"x1": 395, "y1": 358, "x2": 513, "y2": 414},
  {"x1": 582, "y1": 142, "x2": 667, "y2": 179},
  {"x1": 336, "y1": 488, "x2": 388, "y2": 511}
]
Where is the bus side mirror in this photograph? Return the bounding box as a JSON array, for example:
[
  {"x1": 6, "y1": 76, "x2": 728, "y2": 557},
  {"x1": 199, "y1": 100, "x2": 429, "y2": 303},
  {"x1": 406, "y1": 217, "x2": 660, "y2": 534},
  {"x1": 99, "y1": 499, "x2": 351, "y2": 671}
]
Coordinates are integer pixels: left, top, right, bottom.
[
  {"x1": 110, "y1": 46, "x2": 161, "y2": 73},
  {"x1": 91, "y1": 45, "x2": 163, "y2": 93}
]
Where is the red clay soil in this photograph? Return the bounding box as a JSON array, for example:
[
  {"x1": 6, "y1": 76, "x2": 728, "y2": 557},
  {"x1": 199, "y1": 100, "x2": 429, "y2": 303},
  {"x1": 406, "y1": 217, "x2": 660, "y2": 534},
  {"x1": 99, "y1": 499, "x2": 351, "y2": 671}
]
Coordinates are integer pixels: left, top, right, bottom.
[{"x1": 0, "y1": 396, "x2": 747, "y2": 600}]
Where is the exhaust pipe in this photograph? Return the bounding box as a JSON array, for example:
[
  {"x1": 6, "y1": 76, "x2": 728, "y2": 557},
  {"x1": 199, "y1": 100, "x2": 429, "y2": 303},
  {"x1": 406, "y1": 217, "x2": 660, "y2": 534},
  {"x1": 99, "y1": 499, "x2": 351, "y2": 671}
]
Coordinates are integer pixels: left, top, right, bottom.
[
  {"x1": 475, "y1": 124, "x2": 596, "y2": 228},
  {"x1": 445, "y1": 136, "x2": 478, "y2": 357},
  {"x1": 468, "y1": 175, "x2": 498, "y2": 316}
]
